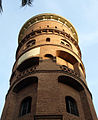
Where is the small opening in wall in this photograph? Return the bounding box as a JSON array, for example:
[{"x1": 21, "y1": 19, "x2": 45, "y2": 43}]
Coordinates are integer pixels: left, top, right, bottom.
[
  {"x1": 44, "y1": 54, "x2": 54, "y2": 60},
  {"x1": 26, "y1": 40, "x2": 36, "y2": 48},
  {"x1": 37, "y1": 30, "x2": 41, "y2": 34},
  {"x1": 47, "y1": 25, "x2": 49, "y2": 27},
  {"x1": 66, "y1": 44, "x2": 70, "y2": 47},
  {"x1": 31, "y1": 32, "x2": 35, "y2": 36},
  {"x1": 55, "y1": 26, "x2": 57, "y2": 28},
  {"x1": 27, "y1": 39, "x2": 36, "y2": 45},
  {"x1": 61, "y1": 39, "x2": 72, "y2": 49},
  {"x1": 46, "y1": 38, "x2": 50, "y2": 42},
  {"x1": 49, "y1": 29, "x2": 53, "y2": 32},
  {"x1": 43, "y1": 29, "x2": 47, "y2": 32},
  {"x1": 61, "y1": 41, "x2": 65, "y2": 45}
]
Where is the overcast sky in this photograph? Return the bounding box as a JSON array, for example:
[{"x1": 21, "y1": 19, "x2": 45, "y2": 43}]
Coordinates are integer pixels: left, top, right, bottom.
[{"x1": 0, "y1": 0, "x2": 98, "y2": 117}]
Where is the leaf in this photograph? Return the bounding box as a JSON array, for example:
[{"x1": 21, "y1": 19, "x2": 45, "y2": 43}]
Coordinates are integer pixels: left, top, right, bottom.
[
  {"x1": 0, "y1": 0, "x2": 3, "y2": 13},
  {"x1": 22, "y1": 0, "x2": 33, "y2": 6}
]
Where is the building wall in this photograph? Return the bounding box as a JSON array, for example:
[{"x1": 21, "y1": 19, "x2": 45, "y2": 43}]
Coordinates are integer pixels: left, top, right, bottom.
[{"x1": 1, "y1": 13, "x2": 97, "y2": 120}]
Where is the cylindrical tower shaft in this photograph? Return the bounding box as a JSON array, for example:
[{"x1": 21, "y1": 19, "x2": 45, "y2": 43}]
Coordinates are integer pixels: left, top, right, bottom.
[{"x1": 1, "y1": 13, "x2": 97, "y2": 120}]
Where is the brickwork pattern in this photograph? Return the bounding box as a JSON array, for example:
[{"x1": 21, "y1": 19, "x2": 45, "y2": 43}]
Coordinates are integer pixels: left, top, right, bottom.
[{"x1": 1, "y1": 13, "x2": 97, "y2": 120}]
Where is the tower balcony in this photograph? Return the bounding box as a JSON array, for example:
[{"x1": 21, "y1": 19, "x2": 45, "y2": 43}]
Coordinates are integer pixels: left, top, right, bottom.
[
  {"x1": 10, "y1": 56, "x2": 85, "y2": 88},
  {"x1": 18, "y1": 13, "x2": 78, "y2": 44}
]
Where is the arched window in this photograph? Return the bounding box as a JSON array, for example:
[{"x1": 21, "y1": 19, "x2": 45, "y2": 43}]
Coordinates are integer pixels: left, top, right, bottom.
[
  {"x1": 19, "y1": 96, "x2": 32, "y2": 117},
  {"x1": 44, "y1": 54, "x2": 54, "y2": 59},
  {"x1": 65, "y1": 96, "x2": 79, "y2": 116},
  {"x1": 61, "y1": 39, "x2": 72, "y2": 49}
]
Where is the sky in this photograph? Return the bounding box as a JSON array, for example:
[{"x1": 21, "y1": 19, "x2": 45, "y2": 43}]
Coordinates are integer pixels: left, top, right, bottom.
[{"x1": 0, "y1": 0, "x2": 98, "y2": 117}]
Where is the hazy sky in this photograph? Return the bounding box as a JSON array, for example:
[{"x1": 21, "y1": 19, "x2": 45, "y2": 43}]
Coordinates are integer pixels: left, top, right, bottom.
[{"x1": 0, "y1": 0, "x2": 98, "y2": 117}]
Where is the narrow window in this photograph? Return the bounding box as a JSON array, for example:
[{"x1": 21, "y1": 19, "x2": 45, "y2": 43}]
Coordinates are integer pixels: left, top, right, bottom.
[
  {"x1": 66, "y1": 44, "x2": 70, "y2": 47},
  {"x1": 26, "y1": 40, "x2": 36, "y2": 48},
  {"x1": 19, "y1": 96, "x2": 32, "y2": 117},
  {"x1": 61, "y1": 41, "x2": 65, "y2": 45},
  {"x1": 61, "y1": 39, "x2": 72, "y2": 49},
  {"x1": 55, "y1": 26, "x2": 57, "y2": 28},
  {"x1": 65, "y1": 96, "x2": 79, "y2": 116},
  {"x1": 32, "y1": 40, "x2": 36, "y2": 45},
  {"x1": 46, "y1": 38, "x2": 50, "y2": 42}
]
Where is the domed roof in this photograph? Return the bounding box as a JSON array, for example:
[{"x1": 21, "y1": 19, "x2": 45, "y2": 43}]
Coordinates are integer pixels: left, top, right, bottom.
[{"x1": 18, "y1": 13, "x2": 78, "y2": 43}]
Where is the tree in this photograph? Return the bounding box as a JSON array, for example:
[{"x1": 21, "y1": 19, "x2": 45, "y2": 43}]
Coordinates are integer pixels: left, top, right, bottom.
[{"x1": 0, "y1": 0, "x2": 33, "y2": 13}]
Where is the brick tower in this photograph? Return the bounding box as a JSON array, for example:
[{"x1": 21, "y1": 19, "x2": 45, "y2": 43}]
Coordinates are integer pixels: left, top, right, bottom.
[{"x1": 1, "y1": 13, "x2": 97, "y2": 120}]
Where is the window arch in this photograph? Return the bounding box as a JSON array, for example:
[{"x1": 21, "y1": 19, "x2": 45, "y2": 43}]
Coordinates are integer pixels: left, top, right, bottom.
[
  {"x1": 26, "y1": 39, "x2": 36, "y2": 48},
  {"x1": 65, "y1": 96, "x2": 79, "y2": 116},
  {"x1": 17, "y1": 57, "x2": 39, "y2": 72},
  {"x1": 44, "y1": 54, "x2": 54, "y2": 59},
  {"x1": 19, "y1": 96, "x2": 32, "y2": 117},
  {"x1": 13, "y1": 76, "x2": 38, "y2": 93}
]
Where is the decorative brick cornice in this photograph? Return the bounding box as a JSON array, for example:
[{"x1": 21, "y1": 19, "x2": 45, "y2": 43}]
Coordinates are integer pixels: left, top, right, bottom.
[
  {"x1": 9, "y1": 65, "x2": 92, "y2": 98},
  {"x1": 16, "y1": 28, "x2": 81, "y2": 58}
]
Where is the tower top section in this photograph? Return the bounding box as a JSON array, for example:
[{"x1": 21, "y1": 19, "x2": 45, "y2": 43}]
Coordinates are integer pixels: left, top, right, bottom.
[{"x1": 18, "y1": 13, "x2": 78, "y2": 44}]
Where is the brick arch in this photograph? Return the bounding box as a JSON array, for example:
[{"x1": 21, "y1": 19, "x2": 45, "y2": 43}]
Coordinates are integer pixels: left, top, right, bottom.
[
  {"x1": 56, "y1": 50, "x2": 78, "y2": 65},
  {"x1": 44, "y1": 54, "x2": 54, "y2": 59},
  {"x1": 13, "y1": 76, "x2": 38, "y2": 93},
  {"x1": 58, "y1": 75, "x2": 84, "y2": 91},
  {"x1": 17, "y1": 57, "x2": 39, "y2": 72}
]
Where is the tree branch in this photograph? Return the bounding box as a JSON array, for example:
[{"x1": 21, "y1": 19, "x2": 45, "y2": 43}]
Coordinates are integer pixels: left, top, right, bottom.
[
  {"x1": 0, "y1": 0, "x2": 3, "y2": 13},
  {"x1": 22, "y1": 0, "x2": 33, "y2": 6}
]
